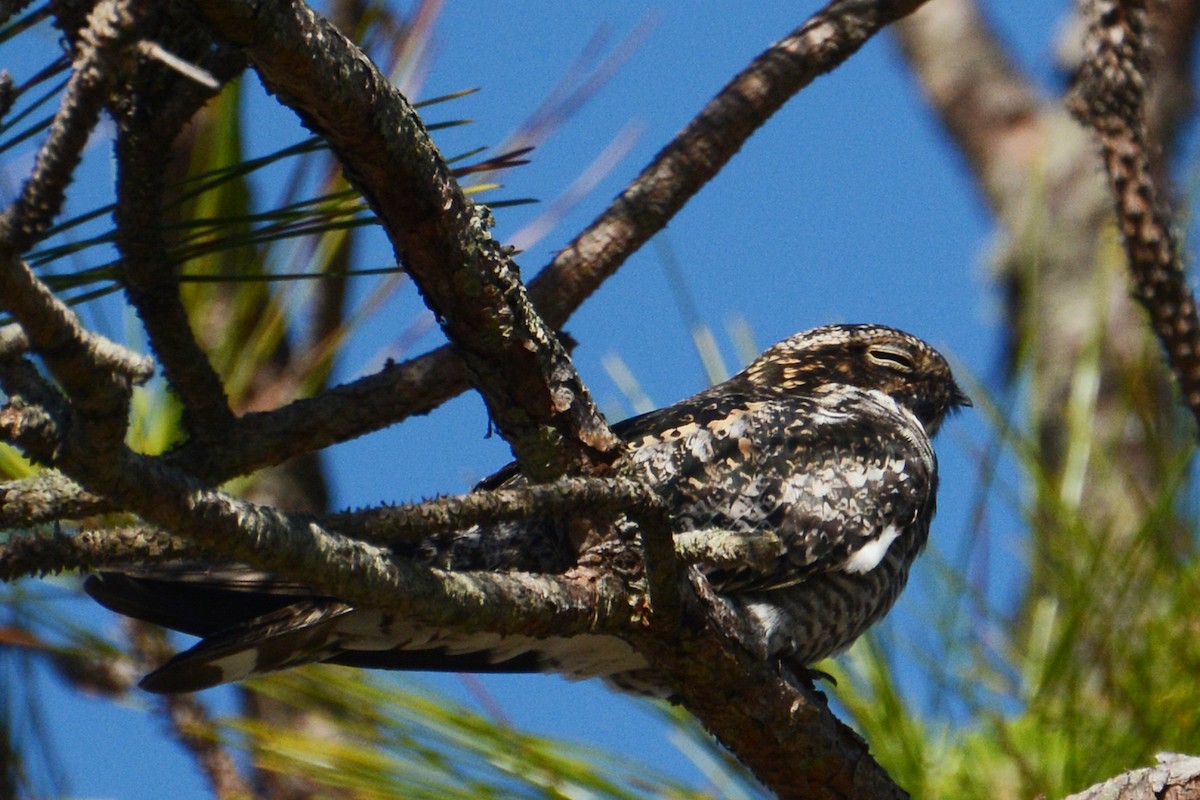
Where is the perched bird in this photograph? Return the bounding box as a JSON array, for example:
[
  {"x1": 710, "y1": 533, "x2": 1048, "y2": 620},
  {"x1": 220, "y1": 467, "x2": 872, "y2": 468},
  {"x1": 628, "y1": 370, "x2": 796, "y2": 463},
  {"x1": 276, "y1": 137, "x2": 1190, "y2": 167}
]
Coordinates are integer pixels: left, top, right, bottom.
[{"x1": 86, "y1": 323, "x2": 968, "y2": 694}]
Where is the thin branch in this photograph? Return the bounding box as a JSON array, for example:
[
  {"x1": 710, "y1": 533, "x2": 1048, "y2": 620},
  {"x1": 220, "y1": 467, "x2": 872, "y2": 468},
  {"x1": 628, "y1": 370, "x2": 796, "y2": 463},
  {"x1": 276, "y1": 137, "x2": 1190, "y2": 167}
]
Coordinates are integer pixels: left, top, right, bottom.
[
  {"x1": 0, "y1": 251, "x2": 150, "y2": 442},
  {"x1": 673, "y1": 528, "x2": 785, "y2": 573},
  {"x1": 328, "y1": 476, "x2": 662, "y2": 544},
  {"x1": 0, "y1": 0, "x2": 141, "y2": 252},
  {"x1": 171, "y1": 346, "x2": 468, "y2": 482},
  {"x1": 1066, "y1": 0, "x2": 1200, "y2": 427},
  {"x1": 0, "y1": 253, "x2": 154, "y2": 385},
  {"x1": 113, "y1": 67, "x2": 238, "y2": 433},
  {"x1": 0, "y1": 473, "x2": 109, "y2": 528},
  {"x1": 0, "y1": 526, "x2": 199, "y2": 581},
  {"x1": 0, "y1": 2, "x2": 39, "y2": 30},
  {"x1": 528, "y1": 0, "x2": 933, "y2": 329},
  {"x1": 192, "y1": 0, "x2": 621, "y2": 481}
]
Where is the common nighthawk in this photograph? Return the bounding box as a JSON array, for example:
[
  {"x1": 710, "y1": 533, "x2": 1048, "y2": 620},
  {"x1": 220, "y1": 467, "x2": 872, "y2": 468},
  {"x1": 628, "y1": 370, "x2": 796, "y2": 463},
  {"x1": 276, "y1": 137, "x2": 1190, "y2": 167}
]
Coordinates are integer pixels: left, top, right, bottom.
[{"x1": 86, "y1": 323, "x2": 968, "y2": 694}]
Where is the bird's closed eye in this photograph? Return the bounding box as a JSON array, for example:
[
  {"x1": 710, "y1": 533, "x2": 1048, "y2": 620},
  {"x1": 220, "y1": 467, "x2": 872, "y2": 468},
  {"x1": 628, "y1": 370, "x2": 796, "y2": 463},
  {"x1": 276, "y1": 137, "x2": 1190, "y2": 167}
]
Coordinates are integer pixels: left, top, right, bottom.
[{"x1": 866, "y1": 345, "x2": 916, "y2": 371}]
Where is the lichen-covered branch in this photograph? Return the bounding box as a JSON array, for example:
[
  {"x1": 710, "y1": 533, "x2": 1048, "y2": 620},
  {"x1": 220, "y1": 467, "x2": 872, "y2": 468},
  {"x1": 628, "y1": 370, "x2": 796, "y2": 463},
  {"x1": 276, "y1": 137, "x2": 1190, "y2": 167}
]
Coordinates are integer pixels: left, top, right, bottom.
[
  {"x1": 330, "y1": 476, "x2": 663, "y2": 544},
  {"x1": 673, "y1": 527, "x2": 785, "y2": 573},
  {"x1": 0, "y1": 526, "x2": 200, "y2": 582},
  {"x1": 29, "y1": 443, "x2": 630, "y2": 643},
  {"x1": 0, "y1": 473, "x2": 109, "y2": 528}
]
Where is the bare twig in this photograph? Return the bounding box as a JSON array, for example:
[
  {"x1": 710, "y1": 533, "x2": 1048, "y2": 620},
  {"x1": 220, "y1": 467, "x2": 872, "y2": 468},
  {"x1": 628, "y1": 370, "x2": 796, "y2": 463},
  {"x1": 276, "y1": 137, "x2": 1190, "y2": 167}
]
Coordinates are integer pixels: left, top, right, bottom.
[
  {"x1": 1066, "y1": 0, "x2": 1200, "y2": 426},
  {"x1": 134, "y1": 41, "x2": 219, "y2": 90},
  {"x1": 529, "y1": 0, "x2": 932, "y2": 329},
  {"x1": 0, "y1": 526, "x2": 199, "y2": 581},
  {"x1": 114, "y1": 80, "x2": 237, "y2": 433},
  {"x1": 329, "y1": 476, "x2": 662, "y2": 544},
  {"x1": 0, "y1": 0, "x2": 141, "y2": 252},
  {"x1": 0, "y1": 3, "x2": 44, "y2": 32},
  {"x1": 0, "y1": 252, "x2": 151, "y2": 443},
  {"x1": 0, "y1": 473, "x2": 109, "y2": 528}
]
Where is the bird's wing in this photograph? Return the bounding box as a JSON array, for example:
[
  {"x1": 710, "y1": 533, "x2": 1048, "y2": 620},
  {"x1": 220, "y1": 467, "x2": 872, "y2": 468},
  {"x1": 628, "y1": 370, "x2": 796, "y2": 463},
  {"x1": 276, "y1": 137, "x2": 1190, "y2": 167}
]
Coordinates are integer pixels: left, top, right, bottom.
[
  {"x1": 83, "y1": 566, "x2": 329, "y2": 637},
  {"x1": 86, "y1": 568, "x2": 647, "y2": 693},
  {"x1": 622, "y1": 388, "x2": 938, "y2": 593}
]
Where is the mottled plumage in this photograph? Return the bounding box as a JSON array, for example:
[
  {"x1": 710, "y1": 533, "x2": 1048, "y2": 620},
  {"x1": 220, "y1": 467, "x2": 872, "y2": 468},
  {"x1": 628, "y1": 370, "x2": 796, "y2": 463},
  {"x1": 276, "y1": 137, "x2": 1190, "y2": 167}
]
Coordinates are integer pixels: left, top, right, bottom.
[{"x1": 86, "y1": 324, "x2": 968, "y2": 694}]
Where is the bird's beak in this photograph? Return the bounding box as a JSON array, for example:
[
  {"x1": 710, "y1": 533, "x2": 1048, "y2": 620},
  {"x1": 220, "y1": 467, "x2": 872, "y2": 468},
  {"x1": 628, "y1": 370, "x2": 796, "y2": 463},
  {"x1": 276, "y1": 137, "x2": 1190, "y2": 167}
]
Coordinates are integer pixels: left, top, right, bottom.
[{"x1": 952, "y1": 382, "x2": 972, "y2": 409}]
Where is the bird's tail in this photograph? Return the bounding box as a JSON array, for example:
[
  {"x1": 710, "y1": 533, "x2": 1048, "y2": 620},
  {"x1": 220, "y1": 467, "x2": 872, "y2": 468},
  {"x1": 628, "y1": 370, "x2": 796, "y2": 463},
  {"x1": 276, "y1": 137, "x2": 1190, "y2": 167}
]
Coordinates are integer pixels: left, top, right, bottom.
[{"x1": 84, "y1": 569, "x2": 351, "y2": 693}]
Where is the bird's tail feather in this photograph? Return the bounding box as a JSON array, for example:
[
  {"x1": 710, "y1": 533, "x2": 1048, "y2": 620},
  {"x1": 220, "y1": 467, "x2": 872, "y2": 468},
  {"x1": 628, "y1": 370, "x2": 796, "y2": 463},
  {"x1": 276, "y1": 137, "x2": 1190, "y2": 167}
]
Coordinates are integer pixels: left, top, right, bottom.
[
  {"x1": 85, "y1": 571, "x2": 352, "y2": 692},
  {"x1": 138, "y1": 600, "x2": 356, "y2": 693}
]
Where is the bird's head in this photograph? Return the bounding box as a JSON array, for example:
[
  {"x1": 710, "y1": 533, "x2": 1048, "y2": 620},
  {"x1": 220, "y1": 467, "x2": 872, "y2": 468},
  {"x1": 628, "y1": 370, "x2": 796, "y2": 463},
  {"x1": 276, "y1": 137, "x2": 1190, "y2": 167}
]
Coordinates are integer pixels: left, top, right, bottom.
[{"x1": 743, "y1": 324, "x2": 970, "y2": 435}]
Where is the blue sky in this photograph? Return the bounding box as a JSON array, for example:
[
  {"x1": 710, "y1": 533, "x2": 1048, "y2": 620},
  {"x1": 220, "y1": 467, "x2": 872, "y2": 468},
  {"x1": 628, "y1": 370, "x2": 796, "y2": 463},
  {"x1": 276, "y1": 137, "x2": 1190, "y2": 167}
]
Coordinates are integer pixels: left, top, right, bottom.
[{"x1": 1, "y1": 1, "x2": 1134, "y2": 796}]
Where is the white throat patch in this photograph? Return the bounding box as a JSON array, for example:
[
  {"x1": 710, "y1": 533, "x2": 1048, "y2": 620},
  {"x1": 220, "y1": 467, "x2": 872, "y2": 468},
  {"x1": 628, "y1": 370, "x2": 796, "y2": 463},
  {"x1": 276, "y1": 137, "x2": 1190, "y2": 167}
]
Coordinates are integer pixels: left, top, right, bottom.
[{"x1": 843, "y1": 524, "x2": 902, "y2": 574}]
